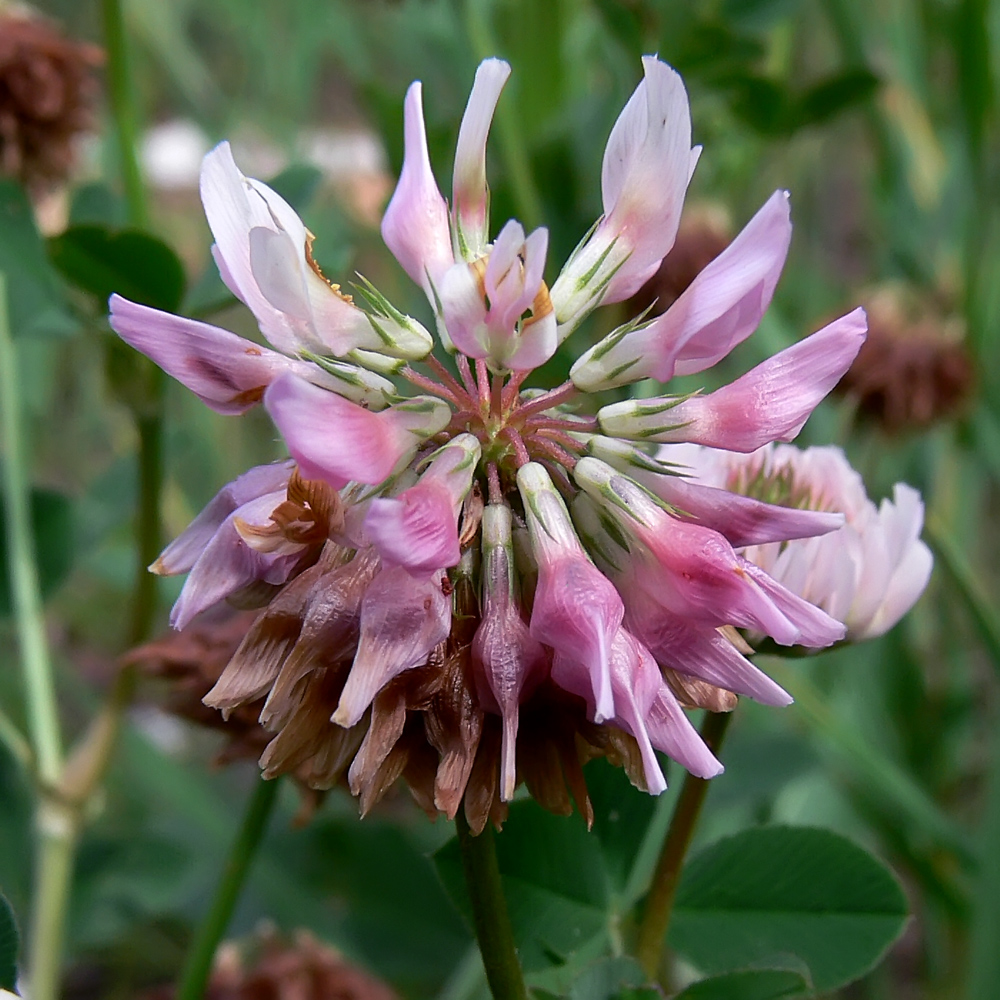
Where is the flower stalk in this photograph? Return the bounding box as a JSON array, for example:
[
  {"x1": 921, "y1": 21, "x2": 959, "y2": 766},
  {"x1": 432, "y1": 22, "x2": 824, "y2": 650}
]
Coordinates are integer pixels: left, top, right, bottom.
[
  {"x1": 455, "y1": 810, "x2": 529, "y2": 1000},
  {"x1": 100, "y1": 0, "x2": 148, "y2": 230},
  {"x1": 102, "y1": 0, "x2": 164, "y2": 645},
  {"x1": 0, "y1": 271, "x2": 74, "y2": 1000},
  {"x1": 635, "y1": 709, "x2": 733, "y2": 982},
  {"x1": 176, "y1": 775, "x2": 282, "y2": 1000}
]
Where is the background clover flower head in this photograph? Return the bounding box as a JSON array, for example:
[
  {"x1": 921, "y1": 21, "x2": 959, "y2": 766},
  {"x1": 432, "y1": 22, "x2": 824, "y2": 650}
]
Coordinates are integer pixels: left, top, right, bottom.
[
  {"x1": 672, "y1": 442, "x2": 933, "y2": 640},
  {"x1": 112, "y1": 54, "x2": 889, "y2": 830}
]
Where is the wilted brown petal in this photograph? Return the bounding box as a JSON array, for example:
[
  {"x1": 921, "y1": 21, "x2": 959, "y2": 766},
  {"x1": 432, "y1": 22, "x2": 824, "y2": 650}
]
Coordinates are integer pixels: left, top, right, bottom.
[
  {"x1": 662, "y1": 667, "x2": 739, "y2": 713},
  {"x1": 424, "y1": 647, "x2": 484, "y2": 819}
]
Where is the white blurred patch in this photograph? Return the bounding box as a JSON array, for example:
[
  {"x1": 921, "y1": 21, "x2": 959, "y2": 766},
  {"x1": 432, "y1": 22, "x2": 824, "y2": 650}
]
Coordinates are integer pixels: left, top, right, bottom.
[
  {"x1": 128, "y1": 704, "x2": 189, "y2": 755},
  {"x1": 142, "y1": 119, "x2": 211, "y2": 190}
]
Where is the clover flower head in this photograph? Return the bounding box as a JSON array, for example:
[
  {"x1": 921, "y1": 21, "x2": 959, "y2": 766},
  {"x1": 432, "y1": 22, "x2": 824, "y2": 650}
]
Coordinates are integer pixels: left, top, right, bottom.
[
  {"x1": 671, "y1": 442, "x2": 933, "y2": 640},
  {"x1": 112, "y1": 55, "x2": 879, "y2": 831}
]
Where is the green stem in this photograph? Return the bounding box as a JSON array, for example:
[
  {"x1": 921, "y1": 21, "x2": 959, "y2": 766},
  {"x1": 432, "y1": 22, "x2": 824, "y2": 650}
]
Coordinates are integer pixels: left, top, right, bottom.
[
  {"x1": 128, "y1": 408, "x2": 164, "y2": 644},
  {"x1": 101, "y1": 0, "x2": 149, "y2": 230},
  {"x1": 0, "y1": 705, "x2": 31, "y2": 772},
  {"x1": 455, "y1": 810, "x2": 529, "y2": 1000},
  {"x1": 176, "y1": 776, "x2": 281, "y2": 1000},
  {"x1": 925, "y1": 517, "x2": 1000, "y2": 673},
  {"x1": 636, "y1": 710, "x2": 732, "y2": 981},
  {"x1": 0, "y1": 272, "x2": 78, "y2": 1000},
  {"x1": 102, "y1": 0, "x2": 165, "y2": 643},
  {"x1": 0, "y1": 273, "x2": 62, "y2": 786},
  {"x1": 28, "y1": 806, "x2": 79, "y2": 1000}
]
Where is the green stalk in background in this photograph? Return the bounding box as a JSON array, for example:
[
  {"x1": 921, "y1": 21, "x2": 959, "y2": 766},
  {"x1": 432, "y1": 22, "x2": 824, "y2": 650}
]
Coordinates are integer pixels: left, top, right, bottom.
[
  {"x1": 635, "y1": 710, "x2": 732, "y2": 983},
  {"x1": 176, "y1": 777, "x2": 281, "y2": 1000},
  {"x1": 0, "y1": 272, "x2": 72, "y2": 1000},
  {"x1": 101, "y1": 0, "x2": 164, "y2": 645}
]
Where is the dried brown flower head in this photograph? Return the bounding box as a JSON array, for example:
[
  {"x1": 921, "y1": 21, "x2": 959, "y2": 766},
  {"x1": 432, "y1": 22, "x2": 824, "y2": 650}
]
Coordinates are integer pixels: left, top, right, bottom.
[
  {"x1": 0, "y1": 6, "x2": 102, "y2": 189},
  {"x1": 838, "y1": 285, "x2": 974, "y2": 432},
  {"x1": 144, "y1": 928, "x2": 397, "y2": 1000}
]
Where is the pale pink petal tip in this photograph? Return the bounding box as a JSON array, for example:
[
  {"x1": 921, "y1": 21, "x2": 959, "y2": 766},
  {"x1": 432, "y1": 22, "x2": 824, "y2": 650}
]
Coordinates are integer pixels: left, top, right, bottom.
[{"x1": 381, "y1": 82, "x2": 454, "y2": 297}]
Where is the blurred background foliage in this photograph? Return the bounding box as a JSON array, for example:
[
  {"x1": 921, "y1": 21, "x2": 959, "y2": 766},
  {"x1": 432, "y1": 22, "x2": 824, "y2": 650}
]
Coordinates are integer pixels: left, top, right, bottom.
[{"x1": 0, "y1": 0, "x2": 998, "y2": 997}]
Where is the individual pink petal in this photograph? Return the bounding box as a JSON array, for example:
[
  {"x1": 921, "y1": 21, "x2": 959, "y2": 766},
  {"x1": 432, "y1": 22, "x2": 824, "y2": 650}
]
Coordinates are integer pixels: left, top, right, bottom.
[
  {"x1": 332, "y1": 566, "x2": 451, "y2": 727},
  {"x1": 364, "y1": 481, "x2": 460, "y2": 576},
  {"x1": 264, "y1": 373, "x2": 451, "y2": 489},
  {"x1": 504, "y1": 310, "x2": 557, "y2": 372},
  {"x1": 608, "y1": 630, "x2": 667, "y2": 794},
  {"x1": 587, "y1": 436, "x2": 844, "y2": 547},
  {"x1": 856, "y1": 484, "x2": 933, "y2": 637},
  {"x1": 169, "y1": 490, "x2": 300, "y2": 630},
  {"x1": 670, "y1": 190, "x2": 792, "y2": 376},
  {"x1": 452, "y1": 59, "x2": 511, "y2": 258},
  {"x1": 599, "y1": 56, "x2": 694, "y2": 302},
  {"x1": 363, "y1": 434, "x2": 479, "y2": 575},
  {"x1": 624, "y1": 588, "x2": 792, "y2": 706},
  {"x1": 739, "y1": 560, "x2": 845, "y2": 647},
  {"x1": 153, "y1": 461, "x2": 294, "y2": 575},
  {"x1": 381, "y1": 82, "x2": 454, "y2": 301},
  {"x1": 201, "y1": 142, "x2": 377, "y2": 357},
  {"x1": 532, "y1": 555, "x2": 622, "y2": 722},
  {"x1": 518, "y1": 463, "x2": 623, "y2": 720},
  {"x1": 551, "y1": 57, "x2": 694, "y2": 335},
  {"x1": 109, "y1": 295, "x2": 318, "y2": 415},
  {"x1": 642, "y1": 470, "x2": 843, "y2": 547},
  {"x1": 599, "y1": 308, "x2": 867, "y2": 449},
  {"x1": 440, "y1": 258, "x2": 489, "y2": 357},
  {"x1": 644, "y1": 687, "x2": 724, "y2": 780},
  {"x1": 472, "y1": 504, "x2": 548, "y2": 800}
]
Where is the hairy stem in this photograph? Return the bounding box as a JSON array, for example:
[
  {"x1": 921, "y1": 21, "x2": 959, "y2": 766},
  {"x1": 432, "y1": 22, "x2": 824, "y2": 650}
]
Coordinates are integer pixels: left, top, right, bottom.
[
  {"x1": 636, "y1": 710, "x2": 733, "y2": 981},
  {"x1": 176, "y1": 776, "x2": 281, "y2": 1000},
  {"x1": 455, "y1": 810, "x2": 529, "y2": 1000}
]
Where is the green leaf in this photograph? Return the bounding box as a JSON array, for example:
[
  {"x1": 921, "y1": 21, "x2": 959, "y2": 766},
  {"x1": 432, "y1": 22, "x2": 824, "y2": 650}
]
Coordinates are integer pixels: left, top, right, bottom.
[
  {"x1": 265, "y1": 163, "x2": 324, "y2": 212},
  {"x1": 674, "y1": 968, "x2": 811, "y2": 999},
  {"x1": 69, "y1": 182, "x2": 127, "y2": 228},
  {"x1": 48, "y1": 225, "x2": 186, "y2": 314},
  {"x1": 0, "y1": 488, "x2": 74, "y2": 615},
  {"x1": 0, "y1": 892, "x2": 19, "y2": 990},
  {"x1": 0, "y1": 180, "x2": 77, "y2": 339},
  {"x1": 434, "y1": 801, "x2": 610, "y2": 972},
  {"x1": 588, "y1": 757, "x2": 659, "y2": 900},
  {"x1": 567, "y1": 956, "x2": 648, "y2": 999},
  {"x1": 793, "y1": 71, "x2": 879, "y2": 128},
  {"x1": 723, "y1": 75, "x2": 790, "y2": 135},
  {"x1": 670, "y1": 826, "x2": 908, "y2": 991}
]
